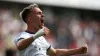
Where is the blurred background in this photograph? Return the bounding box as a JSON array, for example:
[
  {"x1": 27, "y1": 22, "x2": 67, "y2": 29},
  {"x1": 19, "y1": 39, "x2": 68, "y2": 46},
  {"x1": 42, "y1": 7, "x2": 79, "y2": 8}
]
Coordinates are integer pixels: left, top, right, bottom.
[{"x1": 0, "y1": 0, "x2": 100, "y2": 56}]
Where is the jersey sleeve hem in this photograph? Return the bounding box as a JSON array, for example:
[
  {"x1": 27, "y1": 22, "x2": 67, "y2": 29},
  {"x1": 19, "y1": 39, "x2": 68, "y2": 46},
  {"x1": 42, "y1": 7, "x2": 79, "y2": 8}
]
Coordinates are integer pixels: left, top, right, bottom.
[{"x1": 47, "y1": 45, "x2": 51, "y2": 51}]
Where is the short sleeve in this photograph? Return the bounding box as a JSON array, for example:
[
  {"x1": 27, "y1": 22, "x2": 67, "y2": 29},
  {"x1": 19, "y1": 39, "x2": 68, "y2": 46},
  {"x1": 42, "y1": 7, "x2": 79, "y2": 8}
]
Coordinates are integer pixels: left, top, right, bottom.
[
  {"x1": 47, "y1": 45, "x2": 51, "y2": 51},
  {"x1": 14, "y1": 32, "x2": 32, "y2": 45},
  {"x1": 40, "y1": 36, "x2": 51, "y2": 51},
  {"x1": 45, "y1": 40, "x2": 51, "y2": 51}
]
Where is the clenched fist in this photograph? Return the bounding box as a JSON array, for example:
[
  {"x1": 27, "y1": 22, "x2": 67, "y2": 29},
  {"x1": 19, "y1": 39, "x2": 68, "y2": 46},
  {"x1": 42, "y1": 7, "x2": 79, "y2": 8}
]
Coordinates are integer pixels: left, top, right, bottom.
[
  {"x1": 78, "y1": 44, "x2": 88, "y2": 54},
  {"x1": 43, "y1": 27, "x2": 50, "y2": 35}
]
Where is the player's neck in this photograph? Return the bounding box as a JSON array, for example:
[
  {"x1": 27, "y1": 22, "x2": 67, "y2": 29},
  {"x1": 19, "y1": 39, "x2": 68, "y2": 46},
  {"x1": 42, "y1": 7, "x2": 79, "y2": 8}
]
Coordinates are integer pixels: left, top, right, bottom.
[{"x1": 27, "y1": 26, "x2": 39, "y2": 34}]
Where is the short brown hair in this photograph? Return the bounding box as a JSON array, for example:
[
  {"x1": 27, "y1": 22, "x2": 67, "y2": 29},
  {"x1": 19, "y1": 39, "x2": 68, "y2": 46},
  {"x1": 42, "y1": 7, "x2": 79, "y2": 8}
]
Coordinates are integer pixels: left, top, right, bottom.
[{"x1": 20, "y1": 4, "x2": 39, "y2": 23}]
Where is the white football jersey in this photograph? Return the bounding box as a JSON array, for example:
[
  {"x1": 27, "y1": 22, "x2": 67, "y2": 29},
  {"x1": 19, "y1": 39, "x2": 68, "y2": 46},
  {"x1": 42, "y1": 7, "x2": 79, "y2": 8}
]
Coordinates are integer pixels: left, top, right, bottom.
[{"x1": 14, "y1": 32, "x2": 51, "y2": 56}]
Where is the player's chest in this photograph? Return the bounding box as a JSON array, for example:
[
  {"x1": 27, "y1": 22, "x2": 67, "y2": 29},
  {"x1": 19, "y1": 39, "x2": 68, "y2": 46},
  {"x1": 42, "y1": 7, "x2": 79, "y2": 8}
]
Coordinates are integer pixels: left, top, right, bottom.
[{"x1": 31, "y1": 38, "x2": 47, "y2": 50}]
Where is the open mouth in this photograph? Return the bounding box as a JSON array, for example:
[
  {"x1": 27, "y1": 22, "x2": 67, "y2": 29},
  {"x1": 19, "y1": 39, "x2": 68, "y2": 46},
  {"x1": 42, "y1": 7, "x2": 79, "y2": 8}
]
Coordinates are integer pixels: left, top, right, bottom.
[
  {"x1": 39, "y1": 19, "x2": 44, "y2": 28},
  {"x1": 41, "y1": 19, "x2": 44, "y2": 23}
]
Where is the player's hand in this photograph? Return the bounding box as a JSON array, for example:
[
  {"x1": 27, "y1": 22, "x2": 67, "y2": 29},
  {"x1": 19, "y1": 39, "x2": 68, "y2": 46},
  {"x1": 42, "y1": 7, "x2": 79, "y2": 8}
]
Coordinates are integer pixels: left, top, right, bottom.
[
  {"x1": 78, "y1": 44, "x2": 88, "y2": 54},
  {"x1": 43, "y1": 27, "x2": 50, "y2": 35},
  {"x1": 33, "y1": 27, "x2": 50, "y2": 38}
]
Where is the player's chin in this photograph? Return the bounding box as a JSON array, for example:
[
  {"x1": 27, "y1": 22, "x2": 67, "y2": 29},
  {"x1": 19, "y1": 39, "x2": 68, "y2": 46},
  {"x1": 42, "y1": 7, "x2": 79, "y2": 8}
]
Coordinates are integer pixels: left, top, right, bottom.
[
  {"x1": 41, "y1": 22, "x2": 44, "y2": 26},
  {"x1": 39, "y1": 26, "x2": 42, "y2": 29},
  {"x1": 39, "y1": 25, "x2": 43, "y2": 29}
]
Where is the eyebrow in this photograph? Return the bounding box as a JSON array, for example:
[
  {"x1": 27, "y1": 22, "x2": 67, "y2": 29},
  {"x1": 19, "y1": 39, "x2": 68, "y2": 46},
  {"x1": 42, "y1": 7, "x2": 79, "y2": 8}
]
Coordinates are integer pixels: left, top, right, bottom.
[{"x1": 38, "y1": 11, "x2": 42, "y2": 13}]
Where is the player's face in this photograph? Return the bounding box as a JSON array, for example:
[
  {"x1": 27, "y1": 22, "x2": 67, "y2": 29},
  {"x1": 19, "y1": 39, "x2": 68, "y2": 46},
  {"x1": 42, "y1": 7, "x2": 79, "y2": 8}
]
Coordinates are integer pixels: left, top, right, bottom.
[{"x1": 29, "y1": 7, "x2": 44, "y2": 28}]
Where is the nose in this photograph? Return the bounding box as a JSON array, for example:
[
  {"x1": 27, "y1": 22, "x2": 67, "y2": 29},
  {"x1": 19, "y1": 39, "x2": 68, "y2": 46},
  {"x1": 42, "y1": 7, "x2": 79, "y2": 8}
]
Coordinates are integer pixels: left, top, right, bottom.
[{"x1": 41, "y1": 14, "x2": 45, "y2": 17}]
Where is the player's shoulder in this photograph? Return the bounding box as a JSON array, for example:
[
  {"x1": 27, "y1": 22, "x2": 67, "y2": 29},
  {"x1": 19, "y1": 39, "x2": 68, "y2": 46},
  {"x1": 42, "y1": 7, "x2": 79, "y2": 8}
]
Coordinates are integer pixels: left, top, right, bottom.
[
  {"x1": 16, "y1": 32, "x2": 28, "y2": 37},
  {"x1": 14, "y1": 32, "x2": 32, "y2": 44},
  {"x1": 15, "y1": 32, "x2": 32, "y2": 40}
]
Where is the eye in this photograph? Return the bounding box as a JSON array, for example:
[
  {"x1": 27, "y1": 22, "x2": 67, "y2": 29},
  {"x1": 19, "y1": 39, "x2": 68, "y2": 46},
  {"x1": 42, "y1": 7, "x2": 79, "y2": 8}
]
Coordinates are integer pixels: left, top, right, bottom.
[
  {"x1": 37, "y1": 11, "x2": 42, "y2": 15},
  {"x1": 37, "y1": 12, "x2": 40, "y2": 15}
]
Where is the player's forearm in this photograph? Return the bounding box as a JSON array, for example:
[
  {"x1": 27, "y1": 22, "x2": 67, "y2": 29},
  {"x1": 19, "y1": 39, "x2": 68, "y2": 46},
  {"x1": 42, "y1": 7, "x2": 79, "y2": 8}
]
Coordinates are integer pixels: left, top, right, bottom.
[
  {"x1": 55, "y1": 48, "x2": 80, "y2": 56},
  {"x1": 17, "y1": 37, "x2": 35, "y2": 51},
  {"x1": 55, "y1": 46, "x2": 87, "y2": 56},
  {"x1": 17, "y1": 28, "x2": 45, "y2": 51},
  {"x1": 17, "y1": 34, "x2": 43, "y2": 51}
]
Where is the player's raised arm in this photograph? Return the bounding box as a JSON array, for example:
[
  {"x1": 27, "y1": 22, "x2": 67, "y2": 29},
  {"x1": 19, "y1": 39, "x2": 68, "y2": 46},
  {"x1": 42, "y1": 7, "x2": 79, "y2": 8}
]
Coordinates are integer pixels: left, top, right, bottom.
[
  {"x1": 16, "y1": 27, "x2": 49, "y2": 51},
  {"x1": 47, "y1": 44, "x2": 88, "y2": 56},
  {"x1": 16, "y1": 27, "x2": 44, "y2": 50}
]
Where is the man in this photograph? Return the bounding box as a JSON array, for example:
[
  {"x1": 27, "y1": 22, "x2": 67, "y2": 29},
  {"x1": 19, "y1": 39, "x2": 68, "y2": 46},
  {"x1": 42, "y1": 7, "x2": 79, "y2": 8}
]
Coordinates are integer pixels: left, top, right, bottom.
[{"x1": 14, "y1": 4, "x2": 88, "y2": 56}]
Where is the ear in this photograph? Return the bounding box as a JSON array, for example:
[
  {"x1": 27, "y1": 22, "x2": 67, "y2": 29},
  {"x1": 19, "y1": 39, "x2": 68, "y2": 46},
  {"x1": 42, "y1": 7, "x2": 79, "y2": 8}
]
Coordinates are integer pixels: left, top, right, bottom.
[{"x1": 27, "y1": 16, "x2": 32, "y2": 22}]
